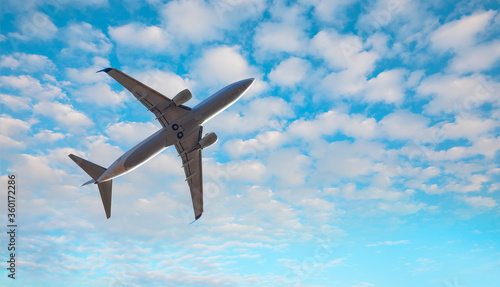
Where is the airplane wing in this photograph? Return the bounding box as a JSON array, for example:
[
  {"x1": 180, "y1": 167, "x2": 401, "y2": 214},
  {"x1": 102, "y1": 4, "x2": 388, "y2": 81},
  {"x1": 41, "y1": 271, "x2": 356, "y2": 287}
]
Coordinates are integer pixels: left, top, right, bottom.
[
  {"x1": 175, "y1": 126, "x2": 204, "y2": 221},
  {"x1": 98, "y1": 68, "x2": 190, "y2": 127}
]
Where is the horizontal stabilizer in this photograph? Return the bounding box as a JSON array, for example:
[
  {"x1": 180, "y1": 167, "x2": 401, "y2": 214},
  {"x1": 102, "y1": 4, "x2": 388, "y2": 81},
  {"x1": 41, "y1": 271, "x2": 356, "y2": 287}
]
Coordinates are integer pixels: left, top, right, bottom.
[
  {"x1": 68, "y1": 154, "x2": 106, "y2": 180},
  {"x1": 98, "y1": 180, "x2": 113, "y2": 219}
]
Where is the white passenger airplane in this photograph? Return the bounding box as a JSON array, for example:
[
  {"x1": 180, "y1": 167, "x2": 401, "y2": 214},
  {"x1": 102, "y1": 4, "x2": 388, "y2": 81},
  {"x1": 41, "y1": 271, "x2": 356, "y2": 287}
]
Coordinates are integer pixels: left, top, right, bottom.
[{"x1": 69, "y1": 68, "x2": 254, "y2": 221}]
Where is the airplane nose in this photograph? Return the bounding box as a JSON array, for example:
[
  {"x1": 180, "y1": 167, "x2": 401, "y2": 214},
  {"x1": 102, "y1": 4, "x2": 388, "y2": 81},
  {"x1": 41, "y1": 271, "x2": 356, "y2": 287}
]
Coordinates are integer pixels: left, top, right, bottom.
[{"x1": 245, "y1": 78, "x2": 255, "y2": 88}]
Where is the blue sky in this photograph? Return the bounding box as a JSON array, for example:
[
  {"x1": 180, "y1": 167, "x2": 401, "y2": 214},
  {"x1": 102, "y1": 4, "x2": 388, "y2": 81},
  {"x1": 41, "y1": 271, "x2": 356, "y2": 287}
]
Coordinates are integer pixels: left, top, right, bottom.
[{"x1": 1, "y1": 0, "x2": 500, "y2": 286}]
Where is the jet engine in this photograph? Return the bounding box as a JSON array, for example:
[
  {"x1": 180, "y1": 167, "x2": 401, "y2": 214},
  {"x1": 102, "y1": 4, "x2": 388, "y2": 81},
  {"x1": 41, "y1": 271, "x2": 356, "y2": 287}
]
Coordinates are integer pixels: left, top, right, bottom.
[
  {"x1": 197, "y1": 132, "x2": 218, "y2": 150},
  {"x1": 171, "y1": 89, "x2": 192, "y2": 106}
]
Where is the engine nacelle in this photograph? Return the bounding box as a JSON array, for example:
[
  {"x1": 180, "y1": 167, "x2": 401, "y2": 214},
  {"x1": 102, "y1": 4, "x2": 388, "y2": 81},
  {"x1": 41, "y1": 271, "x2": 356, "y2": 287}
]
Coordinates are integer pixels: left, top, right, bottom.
[
  {"x1": 198, "y1": 132, "x2": 218, "y2": 150},
  {"x1": 172, "y1": 89, "x2": 192, "y2": 106}
]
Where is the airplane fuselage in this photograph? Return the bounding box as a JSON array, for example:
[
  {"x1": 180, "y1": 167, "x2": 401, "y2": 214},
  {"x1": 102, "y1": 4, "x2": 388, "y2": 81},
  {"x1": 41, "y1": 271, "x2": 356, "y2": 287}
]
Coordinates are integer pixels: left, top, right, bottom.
[{"x1": 96, "y1": 78, "x2": 254, "y2": 183}]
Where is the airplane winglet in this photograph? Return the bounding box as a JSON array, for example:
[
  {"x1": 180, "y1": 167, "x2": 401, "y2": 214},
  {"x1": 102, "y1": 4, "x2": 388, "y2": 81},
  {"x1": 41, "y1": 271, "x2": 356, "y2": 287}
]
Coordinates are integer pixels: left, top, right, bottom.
[
  {"x1": 97, "y1": 67, "x2": 112, "y2": 73},
  {"x1": 189, "y1": 213, "x2": 203, "y2": 224}
]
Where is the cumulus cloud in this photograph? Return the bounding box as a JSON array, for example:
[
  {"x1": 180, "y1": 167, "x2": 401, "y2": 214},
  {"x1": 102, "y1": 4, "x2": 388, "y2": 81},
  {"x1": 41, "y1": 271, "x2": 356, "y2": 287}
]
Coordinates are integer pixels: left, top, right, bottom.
[
  {"x1": 268, "y1": 57, "x2": 311, "y2": 87},
  {"x1": 131, "y1": 69, "x2": 192, "y2": 100},
  {"x1": 267, "y1": 148, "x2": 312, "y2": 186},
  {"x1": 430, "y1": 10, "x2": 496, "y2": 52},
  {"x1": 61, "y1": 22, "x2": 112, "y2": 56},
  {"x1": 191, "y1": 45, "x2": 263, "y2": 90},
  {"x1": 378, "y1": 110, "x2": 431, "y2": 141},
  {"x1": 430, "y1": 10, "x2": 500, "y2": 74},
  {"x1": 0, "y1": 115, "x2": 31, "y2": 150},
  {"x1": 106, "y1": 121, "x2": 159, "y2": 146},
  {"x1": 314, "y1": 30, "x2": 410, "y2": 104},
  {"x1": 313, "y1": 140, "x2": 385, "y2": 182},
  {"x1": 109, "y1": 23, "x2": 170, "y2": 51},
  {"x1": 33, "y1": 129, "x2": 65, "y2": 143},
  {"x1": 161, "y1": 0, "x2": 221, "y2": 43},
  {"x1": 0, "y1": 52, "x2": 55, "y2": 71},
  {"x1": 417, "y1": 73, "x2": 498, "y2": 115},
  {"x1": 15, "y1": 11, "x2": 58, "y2": 41},
  {"x1": 66, "y1": 56, "x2": 111, "y2": 84},
  {"x1": 204, "y1": 96, "x2": 293, "y2": 135},
  {"x1": 253, "y1": 4, "x2": 309, "y2": 56},
  {"x1": 72, "y1": 82, "x2": 125, "y2": 107},
  {"x1": 311, "y1": 29, "x2": 365, "y2": 70},
  {"x1": 462, "y1": 196, "x2": 497, "y2": 208},
  {"x1": 363, "y1": 69, "x2": 407, "y2": 105},
  {"x1": 287, "y1": 109, "x2": 378, "y2": 140},
  {"x1": 448, "y1": 40, "x2": 500, "y2": 73},
  {"x1": 439, "y1": 116, "x2": 496, "y2": 141},
  {"x1": 34, "y1": 102, "x2": 93, "y2": 130},
  {"x1": 0, "y1": 93, "x2": 32, "y2": 112},
  {"x1": 0, "y1": 75, "x2": 65, "y2": 101},
  {"x1": 0, "y1": 114, "x2": 31, "y2": 137}
]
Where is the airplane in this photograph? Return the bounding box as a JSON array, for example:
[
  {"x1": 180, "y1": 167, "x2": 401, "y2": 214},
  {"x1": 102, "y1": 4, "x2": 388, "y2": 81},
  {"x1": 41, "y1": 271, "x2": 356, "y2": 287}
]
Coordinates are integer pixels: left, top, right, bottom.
[{"x1": 69, "y1": 67, "x2": 254, "y2": 222}]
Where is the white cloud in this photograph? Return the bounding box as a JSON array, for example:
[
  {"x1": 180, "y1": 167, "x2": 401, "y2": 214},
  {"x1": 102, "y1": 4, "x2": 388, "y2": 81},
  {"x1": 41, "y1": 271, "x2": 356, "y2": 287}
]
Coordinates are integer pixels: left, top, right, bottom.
[
  {"x1": 316, "y1": 30, "x2": 387, "y2": 102},
  {"x1": 109, "y1": 23, "x2": 170, "y2": 51},
  {"x1": 462, "y1": 196, "x2": 497, "y2": 208},
  {"x1": 378, "y1": 110, "x2": 431, "y2": 141},
  {"x1": 0, "y1": 114, "x2": 30, "y2": 137},
  {"x1": 16, "y1": 11, "x2": 58, "y2": 40},
  {"x1": 0, "y1": 134, "x2": 27, "y2": 150},
  {"x1": 106, "y1": 121, "x2": 159, "y2": 146},
  {"x1": 191, "y1": 45, "x2": 263, "y2": 92},
  {"x1": 430, "y1": 137, "x2": 500, "y2": 161},
  {"x1": 311, "y1": 30, "x2": 364, "y2": 70},
  {"x1": 224, "y1": 131, "x2": 287, "y2": 158},
  {"x1": 83, "y1": 135, "x2": 123, "y2": 167},
  {"x1": 267, "y1": 148, "x2": 311, "y2": 186},
  {"x1": 205, "y1": 159, "x2": 267, "y2": 183},
  {"x1": 66, "y1": 57, "x2": 111, "y2": 84},
  {"x1": 330, "y1": 183, "x2": 411, "y2": 202},
  {"x1": 439, "y1": 116, "x2": 496, "y2": 141},
  {"x1": 254, "y1": 22, "x2": 306, "y2": 55},
  {"x1": 313, "y1": 140, "x2": 385, "y2": 182},
  {"x1": 161, "y1": 0, "x2": 221, "y2": 43},
  {"x1": 0, "y1": 93, "x2": 32, "y2": 112},
  {"x1": 33, "y1": 130, "x2": 65, "y2": 143},
  {"x1": 363, "y1": 69, "x2": 407, "y2": 105},
  {"x1": 288, "y1": 109, "x2": 378, "y2": 141},
  {"x1": 0, "y1": 52, "x2": 55, "y2": 71},
  {"x1": 0, "y1": 75, "x2": 65, "y2": 101},
  {"x1": 33, "y1": 102, "x2": 93, "y2": 130},
  {"x1": 131, "y1": 69, "x2": 192, "y2": 100},
  {"x1": 448, "y1": 40, "x2": 500, "y2": 73},
  {"x1": 253, "y1": 4, "x2": 309, "y2": 56},
  {"x1": 306, "y1": 0, "x2": 352, "y2": 24},
  {"x1": 417, "y1": 74, "x2": 498, "y2": 115},
  {"x1": 204, "y1": 96, "x2": 293, "y2": 135},
  {"x1": 268, "y1": 57, "x2": 311, "y2": 87},
  {"x1": 6, "y1": 153, "x2": 70, "y2": 189},
  {"x1": 430, "y1": 10, "x2": 496, "y2": 52},
  {"x1": 61, "y1": 22, "x2": 112, "y2": 56},
  {"x1": 72, "y1": 82, "x2": 125, "y2": 107},
  {"x1": 430, "y1": 10, "x2": 499, "y2": 74}
]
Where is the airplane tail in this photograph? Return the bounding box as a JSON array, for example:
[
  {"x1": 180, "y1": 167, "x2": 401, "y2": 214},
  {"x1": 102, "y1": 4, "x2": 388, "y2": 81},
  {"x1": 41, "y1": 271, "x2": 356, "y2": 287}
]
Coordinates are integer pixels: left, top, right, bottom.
[{"x1": 68, "y1": 154, "x2": 113, "y2": 219}]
